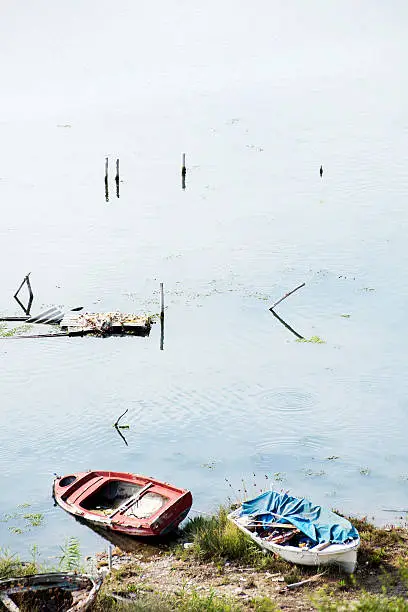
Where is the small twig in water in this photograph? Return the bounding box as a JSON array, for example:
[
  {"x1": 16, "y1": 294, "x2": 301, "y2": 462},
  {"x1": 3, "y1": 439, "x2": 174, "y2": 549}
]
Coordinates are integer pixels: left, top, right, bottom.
[
  {"x1": 113, "y1": 409, "x2": 129, "y2": 446},
  {"x1": 269, "y1": 282, "x2": 306, "y2": 311}
]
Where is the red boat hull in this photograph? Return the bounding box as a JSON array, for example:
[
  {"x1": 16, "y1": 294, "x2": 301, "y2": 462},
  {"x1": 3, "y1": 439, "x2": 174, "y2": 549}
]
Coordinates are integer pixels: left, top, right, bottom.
[{"x1": 53, "y1": 471, "x2": 192, "y2": 537}]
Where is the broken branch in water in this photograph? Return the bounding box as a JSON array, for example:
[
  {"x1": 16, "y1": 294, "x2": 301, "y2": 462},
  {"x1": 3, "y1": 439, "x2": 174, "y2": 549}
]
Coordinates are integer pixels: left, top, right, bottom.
[
  {"x1": 113, "y1": 409, "x2": 129, "y2": 446},
  {"x1": 14, "y1": 273, "x2": 34, "y2": 315},
  {"x1": 269, "y1": 282, "x2": 305, "y2": 311},
  {"x1": 268, "y1": 282, "x2": 306, "y2": 340},
  {"x1": 114, "y1": 408, "x2": 129, "y2": 428}
]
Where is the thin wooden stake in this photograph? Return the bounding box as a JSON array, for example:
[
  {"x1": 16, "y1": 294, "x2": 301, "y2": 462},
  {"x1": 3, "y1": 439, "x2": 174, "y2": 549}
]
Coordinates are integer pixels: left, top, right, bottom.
[
  {"x1": 181, "y1": 153, "x2": 186, "y2": 190},
  {"x1": 105, "y1": 157, "x2": 109, "y2": 202},
  {"x1": 159, "y1": 282, "x2": 165, "y2": 350},
  {"x1": 160, "y1": 283, "x2": 164, "y2": 318},
  {"x1": 115, "y1": 158, "x2": 120, "y2": 198},
  {"x1": 269, "y1": 282, "x2": 305, "y2": 311}
]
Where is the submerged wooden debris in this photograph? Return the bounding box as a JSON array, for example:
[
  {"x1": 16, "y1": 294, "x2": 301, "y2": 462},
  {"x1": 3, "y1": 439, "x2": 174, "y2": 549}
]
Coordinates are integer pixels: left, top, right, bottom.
[{"x1": 60, "y1": 312, "x2": 152, "y2": 336}]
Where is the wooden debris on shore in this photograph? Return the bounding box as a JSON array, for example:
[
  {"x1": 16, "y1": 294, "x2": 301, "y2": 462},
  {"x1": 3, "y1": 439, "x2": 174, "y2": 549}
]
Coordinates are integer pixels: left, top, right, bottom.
[{"x1": 60, "y1": 312, "x2": 152, "y2": 337}]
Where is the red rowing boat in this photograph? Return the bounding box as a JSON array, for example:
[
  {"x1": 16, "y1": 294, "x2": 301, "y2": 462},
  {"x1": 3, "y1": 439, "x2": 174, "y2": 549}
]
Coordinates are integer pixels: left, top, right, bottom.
[{"x1": 53, "y1": 471, "x2": 192, "y2": 537}]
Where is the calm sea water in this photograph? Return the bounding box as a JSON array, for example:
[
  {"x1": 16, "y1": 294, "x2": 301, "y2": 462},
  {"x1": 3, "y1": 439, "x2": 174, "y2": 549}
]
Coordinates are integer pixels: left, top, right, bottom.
[{"x1": 1, "y1": 1, "x2": 408, "y2": 561}]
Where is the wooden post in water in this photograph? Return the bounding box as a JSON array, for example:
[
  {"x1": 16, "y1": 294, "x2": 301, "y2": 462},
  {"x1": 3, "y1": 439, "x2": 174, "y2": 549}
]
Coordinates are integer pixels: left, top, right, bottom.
[
  {"x1": 115, "y1": 158, "x2": 120, "y2": 198},
  {"x1": 160, "y1": 283, "x2": 164, "y2": 318},
  {"x1": 160, "y1": 282, "x2": 164, "y2": 350},
  {"x1": 105, "y1": 157, "x2": 109, "y2": 202},
  {"x1": 181, "y1": 153, "x2": 186, "y2": 190},
  {"x1": 108, "y1": 544, "x2": 113, "y2": 571}
]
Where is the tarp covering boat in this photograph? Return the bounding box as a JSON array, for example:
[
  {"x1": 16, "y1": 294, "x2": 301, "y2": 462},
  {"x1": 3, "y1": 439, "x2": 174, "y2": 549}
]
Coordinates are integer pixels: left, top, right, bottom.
[{"x1": 240, "y1": 491, "x2": 359, "y2": 545}]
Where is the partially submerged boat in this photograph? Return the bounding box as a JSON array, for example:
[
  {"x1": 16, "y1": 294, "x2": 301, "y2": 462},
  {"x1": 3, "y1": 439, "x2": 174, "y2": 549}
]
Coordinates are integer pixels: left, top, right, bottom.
[
  {"x1": 53, "y1": 471, "x2": 192, "y2": 537},
  {"x1": 228, "y1": 491, "x2": 360, "y2": 573},
  {"x1": 0, "y1": 572, "x2": 102, "y2": 611}
]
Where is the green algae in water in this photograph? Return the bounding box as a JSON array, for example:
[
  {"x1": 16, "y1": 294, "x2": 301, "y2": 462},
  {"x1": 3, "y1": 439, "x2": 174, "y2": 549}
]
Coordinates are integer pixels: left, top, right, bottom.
[{"x1": 0, "y1": 324, "x2": 34, "y2": 337}]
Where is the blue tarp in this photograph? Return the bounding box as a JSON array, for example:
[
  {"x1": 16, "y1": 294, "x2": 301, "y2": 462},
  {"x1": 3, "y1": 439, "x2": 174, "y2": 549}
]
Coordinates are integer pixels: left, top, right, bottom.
[{"x1": 240, "y1": 491, "x2": 359, "y2": 544}]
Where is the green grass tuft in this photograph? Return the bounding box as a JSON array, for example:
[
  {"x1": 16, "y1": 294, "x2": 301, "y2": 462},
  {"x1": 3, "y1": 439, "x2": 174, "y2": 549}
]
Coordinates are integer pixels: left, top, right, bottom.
[
  {"x1": 58, "y1": 537, "x2": 82, "y2": 572},
  {"x1": 312, "y1": 591, "x2": 408, "y2": 611},
  {"x1": 0, "y1": 548, "x2": 37, "y2": 579},
  {"x1": 181, "y1": 507, "x2": 290, "y2": 573}
]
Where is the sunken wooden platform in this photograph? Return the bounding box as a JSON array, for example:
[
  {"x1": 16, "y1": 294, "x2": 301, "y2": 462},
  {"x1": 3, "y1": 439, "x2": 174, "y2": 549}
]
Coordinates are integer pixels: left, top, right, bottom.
[{"x1": 60, "y1": 312, "x2": 152, "y2": 336}]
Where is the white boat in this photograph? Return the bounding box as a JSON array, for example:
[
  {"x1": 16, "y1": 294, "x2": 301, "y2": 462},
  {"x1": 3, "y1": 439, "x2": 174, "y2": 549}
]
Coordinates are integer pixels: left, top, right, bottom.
[{"x1": 228, "y1": 492, "x2": 360, "y2": 574}]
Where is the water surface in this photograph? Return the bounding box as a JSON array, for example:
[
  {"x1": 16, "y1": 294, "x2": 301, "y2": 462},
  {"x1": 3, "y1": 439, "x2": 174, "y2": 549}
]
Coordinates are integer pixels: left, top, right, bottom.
[{"x1": 1, "y1": 1, "x2": 408, "y2": 560}]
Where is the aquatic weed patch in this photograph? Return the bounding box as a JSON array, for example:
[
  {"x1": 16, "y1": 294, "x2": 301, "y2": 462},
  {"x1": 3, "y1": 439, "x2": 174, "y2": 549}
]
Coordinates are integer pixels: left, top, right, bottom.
[
  {"x1": 0, "y1": 323, "x2": 33, "y2": 337},
  {"x1": 1, "y1": 505, "x2": 44, "y2": 534},
  {"x1": 296, "y1": 335, "x2": 326, "y2": 344}
]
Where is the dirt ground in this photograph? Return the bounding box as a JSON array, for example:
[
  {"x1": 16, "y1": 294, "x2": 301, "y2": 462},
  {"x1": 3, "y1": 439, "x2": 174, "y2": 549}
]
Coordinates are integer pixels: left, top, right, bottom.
[
  {"x1": 91, "y1": 519, "x2": 408, "y2": 610},
  {"x1": 97, "y1": 549, "x2": 317, "y2": 609}
]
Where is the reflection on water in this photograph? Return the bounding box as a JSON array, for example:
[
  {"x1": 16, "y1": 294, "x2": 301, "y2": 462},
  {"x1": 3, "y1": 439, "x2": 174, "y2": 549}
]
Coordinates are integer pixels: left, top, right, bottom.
[
  {"x1": 104, "y1": 157, "x2": 109, "y2": 203},
  {"x1": 160, "y1": 313, "x2": 164, "y2": 351},
  {"x1": 115, "y1": 159, "x2": 120, "y2": 199},
  {"x1": 74, "y1": 517, "x2": 174, "y2": 556},
  {"x1": 181, "y1": 153, "x2": 186, "y2": 190},
  {"x1": 270, "y1": 309, "x2": 304, "y2": 340}
]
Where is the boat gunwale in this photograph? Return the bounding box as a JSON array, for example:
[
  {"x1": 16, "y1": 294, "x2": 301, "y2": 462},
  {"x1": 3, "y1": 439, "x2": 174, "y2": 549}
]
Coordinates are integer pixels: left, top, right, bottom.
[{"x1": 53, "y1": 472, "x2": 193, "y2": 536}]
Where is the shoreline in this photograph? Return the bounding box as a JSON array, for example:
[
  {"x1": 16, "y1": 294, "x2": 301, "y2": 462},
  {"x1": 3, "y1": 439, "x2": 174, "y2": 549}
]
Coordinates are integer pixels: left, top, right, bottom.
[{"x1": 90, "y1": 513, "x2": 408, "y2": 611}]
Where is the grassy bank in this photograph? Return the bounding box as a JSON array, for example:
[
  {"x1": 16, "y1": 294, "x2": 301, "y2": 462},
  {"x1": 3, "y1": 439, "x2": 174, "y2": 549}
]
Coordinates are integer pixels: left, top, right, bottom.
[
  {"x1": 92, "y1": 508, "x2": 408, "y2": 610},
  {"x1": 1, "y1": 510, "x2": 408, "y2": 610}
]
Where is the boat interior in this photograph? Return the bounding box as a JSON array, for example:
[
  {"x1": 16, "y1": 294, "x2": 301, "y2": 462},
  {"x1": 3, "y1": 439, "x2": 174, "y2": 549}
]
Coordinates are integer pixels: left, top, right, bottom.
[
  {"x1": 80, "y1": 480, "x2": 169, "y2": 518},
  {"x1": 2, "y1": 577, "x2": 92, "y2": 612}
]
